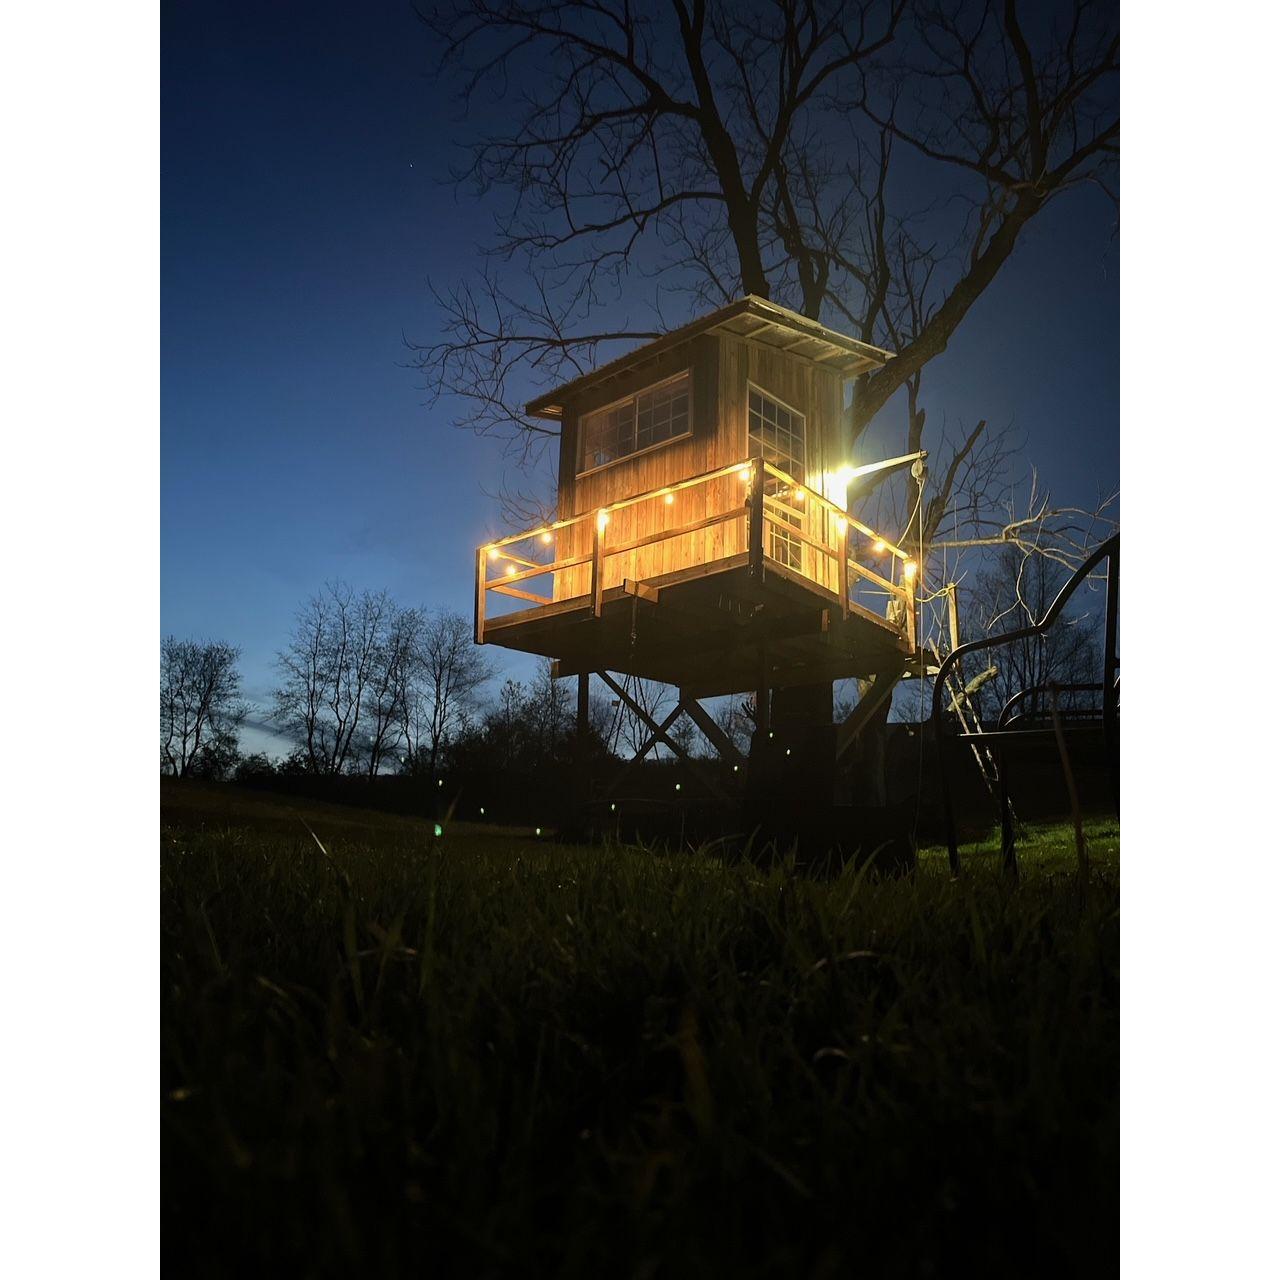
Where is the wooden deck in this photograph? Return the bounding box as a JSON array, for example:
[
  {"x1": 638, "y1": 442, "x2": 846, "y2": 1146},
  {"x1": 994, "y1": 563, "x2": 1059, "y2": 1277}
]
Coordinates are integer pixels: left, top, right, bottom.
[{"x1": 476, "y1": 457, "x2": 918, "y2": 697}]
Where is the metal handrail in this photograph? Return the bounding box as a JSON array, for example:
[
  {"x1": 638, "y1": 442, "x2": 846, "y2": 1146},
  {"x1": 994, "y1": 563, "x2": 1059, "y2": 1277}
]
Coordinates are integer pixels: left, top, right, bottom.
[{"x1": 930, "y1": 533, "x2": 1119, "y2": 876}]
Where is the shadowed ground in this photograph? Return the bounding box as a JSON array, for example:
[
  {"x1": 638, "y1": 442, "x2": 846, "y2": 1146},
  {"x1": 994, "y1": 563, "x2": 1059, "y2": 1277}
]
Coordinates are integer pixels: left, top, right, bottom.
[{"x1": 161, "y1": 782, "x2": 1118, "y2": 1278}]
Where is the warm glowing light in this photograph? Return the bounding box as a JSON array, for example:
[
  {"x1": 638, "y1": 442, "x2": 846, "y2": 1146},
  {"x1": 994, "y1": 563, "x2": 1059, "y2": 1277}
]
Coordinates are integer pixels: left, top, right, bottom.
[
  {"x1": 541, "y1": 531, "x2": 553, "y2": 544},
  {"x1": 610, "y1": 803, "x2": 617, "y2": 812},
  {"x1": 506, "y1": 564, "x2": 517, "y2": 577},
  {"x1": 738, "y1": 464, "x2": 752, "y2": 480},
  {"x1": 664, "y1": 492, "x2": 675, "y2": 505},
  {"x1": 675, "y1": 783, "x2": 682, "y2": 792},
  {"x1": 479, "y1": 807, "x2": 485, "y2": 816},
  {"x1": 834, "y1": 465, "x2": 856, "y2": 488},
  {"x1": 487, "y1": 547, "x2": 499, "y2": 560},
  {"x1": 785, "y1": 748, "x2": 792, "y2": 757},
  {"x1": 437, "y1": 779, "x2": 443, "y2": 787},
  {"x1": 794, "y1": 488, "x2": 806, "y2": 502},
  {"x1": 903, "y1": 559, "x2": 918, "y2": 580},
  {"x1": 835, "y1": 517, "x2": 847, "y2": 536},
  {"x1": 596, "y1": 509, "x2": 610, "y2": 532},
  {"x1": 535, "y1": 827, "x2": 542, "y2": 836},
  {"x1": 732, "y1": 764, "x2": 739, "y2": 772},
  {"x1": 873, "y1": 539, "x2": 887, "y2": 554}
]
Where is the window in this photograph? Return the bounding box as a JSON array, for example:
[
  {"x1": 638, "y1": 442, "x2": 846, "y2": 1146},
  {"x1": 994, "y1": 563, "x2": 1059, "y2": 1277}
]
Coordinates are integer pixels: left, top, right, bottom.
[
  {"x1": 748, "y1": 387, "x2": 807, "y2": 570},
  {"x1": 579, "y1": 373, "x2": 690, "y2": 472}
]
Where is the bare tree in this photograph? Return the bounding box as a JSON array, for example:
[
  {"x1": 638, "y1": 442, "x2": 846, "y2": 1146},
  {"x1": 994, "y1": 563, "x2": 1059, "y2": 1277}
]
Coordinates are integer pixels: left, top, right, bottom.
[
  {"x1": 401, "y1": 609, "x2": 493, "y2": 776},
  {"x1": 964, "y1": 543, "x2": 1103, "y2": 722},
  {"x1": 272, "y1": 582, "x2": 401, "y2": 776},
  {"x1": 360, "y1": 605, "x2": 424, "y2": 777},
  {"x1": 160, "y1": 637, "x2": 246, "y2": 778},
  {"x1": 412, "y1": 0, "x2": 1117, "y2": 545}
]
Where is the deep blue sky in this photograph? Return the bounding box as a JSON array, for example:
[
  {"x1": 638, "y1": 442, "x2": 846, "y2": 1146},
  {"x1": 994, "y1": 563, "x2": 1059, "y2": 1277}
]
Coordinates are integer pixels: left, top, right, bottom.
[{"x1": 162, "y1": 1, "x2": 1118, "y2": 754}]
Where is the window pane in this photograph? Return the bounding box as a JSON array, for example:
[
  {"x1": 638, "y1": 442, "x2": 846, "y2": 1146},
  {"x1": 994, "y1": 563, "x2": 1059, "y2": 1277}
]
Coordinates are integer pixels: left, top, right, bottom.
[{"x1": 579, "y1": 373, "x2": 690, "y2": 471}]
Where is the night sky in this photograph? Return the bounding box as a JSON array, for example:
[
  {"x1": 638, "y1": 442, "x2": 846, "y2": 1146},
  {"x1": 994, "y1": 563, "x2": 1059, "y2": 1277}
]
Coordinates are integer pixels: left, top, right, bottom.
[{"x1": 162, "y1": 0, "x2": 1119, "y2": 755}]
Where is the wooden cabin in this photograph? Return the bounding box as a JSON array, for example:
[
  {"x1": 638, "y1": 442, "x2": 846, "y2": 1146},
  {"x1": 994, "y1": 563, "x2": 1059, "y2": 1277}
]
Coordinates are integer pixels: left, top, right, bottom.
[{"x1": 474, "y1": 296, "x2": 922, "y2": 701}]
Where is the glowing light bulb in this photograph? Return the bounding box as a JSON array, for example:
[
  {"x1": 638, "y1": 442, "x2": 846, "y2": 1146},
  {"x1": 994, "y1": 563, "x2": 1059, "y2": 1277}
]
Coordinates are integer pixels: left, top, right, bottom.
[
  {"x1": 664, "y1": 492, "x2": 675, "y2": 505},
  {"x1": 487, "y1": 547, "x2": 499, "y2": 560},
  {"x1": 433, "y1": 823, "x2": 443, "y2": 837},
  {"x1": 903, "y1": 560, "x2": 918, "y2": 580},
  {"x1": 506, "y1": 564, "x2": 517, "y2": 577},
  {"x1": 479, "y1": 807, "x2": 485, "y2": 816},
  {"x1": 873, "y1": 539, "x2": 886, "y2": 554},
  {"x1": 541, "y1": 531, "x2": 553, "y2": 544},
  {"x1": 738, "y1": 465, "x2": 752, "y2": 480},
  {"x1": 535, "y1": 827, "x2": 542, "y2": 837},
  {"x1": 794, "y1": 488, "x2": 806, "y2": 501},
  {"x1": 675, "y1": 783, "x2": 682, "y2": 792}
]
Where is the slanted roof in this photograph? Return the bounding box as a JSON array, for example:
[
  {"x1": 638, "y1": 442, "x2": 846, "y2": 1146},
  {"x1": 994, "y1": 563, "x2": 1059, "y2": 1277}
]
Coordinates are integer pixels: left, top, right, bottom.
[{"x1": 525, "y1": 295, "x2": 893, "y2": 420}]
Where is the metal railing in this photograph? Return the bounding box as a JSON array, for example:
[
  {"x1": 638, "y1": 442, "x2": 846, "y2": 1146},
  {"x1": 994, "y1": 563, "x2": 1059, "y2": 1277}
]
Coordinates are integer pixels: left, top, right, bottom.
[{"x1": 930, "y1": 533, "x2": 1120, "y2": 877}]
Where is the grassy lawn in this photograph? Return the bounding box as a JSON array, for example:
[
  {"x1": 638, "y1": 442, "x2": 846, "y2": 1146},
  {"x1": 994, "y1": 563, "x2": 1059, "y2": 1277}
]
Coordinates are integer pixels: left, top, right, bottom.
[{"x1": 161, "y1": 783, "x2": 1118, "y2": 1278}]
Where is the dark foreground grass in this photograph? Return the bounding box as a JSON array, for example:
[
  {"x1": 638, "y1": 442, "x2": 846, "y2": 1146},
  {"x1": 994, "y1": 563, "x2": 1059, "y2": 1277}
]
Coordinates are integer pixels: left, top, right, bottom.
[{"x1": 161, "y1": 784, "x2": 1118, "y2": 1278}]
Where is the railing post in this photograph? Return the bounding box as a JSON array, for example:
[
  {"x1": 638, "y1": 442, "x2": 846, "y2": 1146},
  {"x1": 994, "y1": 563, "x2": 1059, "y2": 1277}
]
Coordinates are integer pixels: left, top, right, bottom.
[
  {"x1": 474, "y1": 548, "x2": 487, "y2": 644},
  {"x1": 747, "y1": 457, "x2": 764, "y2": 581},
  {"x1": 838, "y1": 518, "x2": 850, "y2": 619},
  {"x1": 592, "y1": 513, "x2": 605, "y2": 617}
]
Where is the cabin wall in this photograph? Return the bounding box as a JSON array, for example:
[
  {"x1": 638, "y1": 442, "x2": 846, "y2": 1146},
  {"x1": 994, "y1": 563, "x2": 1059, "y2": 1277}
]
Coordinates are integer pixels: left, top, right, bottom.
[{"x1": 551, "y1": 332, "x2": 847, "y2": 600}]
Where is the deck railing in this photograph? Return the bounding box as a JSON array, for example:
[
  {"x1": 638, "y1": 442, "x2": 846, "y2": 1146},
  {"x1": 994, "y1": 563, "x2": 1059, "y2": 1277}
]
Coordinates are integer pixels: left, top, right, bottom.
[{"x1": 475, "y1": 456, "x2": 918, "y2": 645}]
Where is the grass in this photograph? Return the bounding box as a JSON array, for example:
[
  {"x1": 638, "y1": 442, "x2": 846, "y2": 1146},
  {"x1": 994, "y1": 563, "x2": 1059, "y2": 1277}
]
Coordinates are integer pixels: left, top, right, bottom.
[{"x1": 161, "y1": 782, "x2": 1118, "y2": 1278}]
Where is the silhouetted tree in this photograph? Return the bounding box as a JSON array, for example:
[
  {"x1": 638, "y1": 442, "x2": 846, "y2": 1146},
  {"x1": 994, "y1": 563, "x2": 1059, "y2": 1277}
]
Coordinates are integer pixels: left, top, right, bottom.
[
  {"x1": 399, "y1": 608, "x2": 493, "y2": 777},
  {"x1": 413, "y1": 0, "x2": 1117, "y2": 557},
  {"x1": 965, "y1": 544, "x2": 1102, "y2": 723},
  {"x1": 160, "y1": 637, "x2": 246, "y2": 778},
  {"x1": 272, "y1": 582, "x2": 403, "y2": 775}
]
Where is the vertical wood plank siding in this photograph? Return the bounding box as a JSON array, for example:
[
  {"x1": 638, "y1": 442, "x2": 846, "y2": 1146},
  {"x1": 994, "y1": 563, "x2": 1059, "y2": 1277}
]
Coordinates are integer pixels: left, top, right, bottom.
[{"x1": 552, "y1": 332, "x2": 847, "y2": 601}]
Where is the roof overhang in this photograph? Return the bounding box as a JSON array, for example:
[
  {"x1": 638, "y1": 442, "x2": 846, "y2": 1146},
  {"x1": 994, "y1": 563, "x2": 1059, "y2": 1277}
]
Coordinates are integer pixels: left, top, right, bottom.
[{"x1": 525, "y1": 295, "x2": 893, "y2": 421}]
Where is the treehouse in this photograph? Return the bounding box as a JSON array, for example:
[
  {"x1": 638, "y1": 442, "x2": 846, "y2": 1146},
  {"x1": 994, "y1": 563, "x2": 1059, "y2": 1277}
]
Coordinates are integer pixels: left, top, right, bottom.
[{"x1": 474, "y1": 296, "x2": 923, "y2": 709}]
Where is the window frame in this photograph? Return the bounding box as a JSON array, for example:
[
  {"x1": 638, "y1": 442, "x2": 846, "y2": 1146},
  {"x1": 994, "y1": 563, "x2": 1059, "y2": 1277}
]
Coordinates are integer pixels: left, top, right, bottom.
[
  {"x1": 745, "y1": 382, "x2": 809, "y2": 572},
  {"x1": 575, "y1": 369, "x2": 693, "y2": 478}
]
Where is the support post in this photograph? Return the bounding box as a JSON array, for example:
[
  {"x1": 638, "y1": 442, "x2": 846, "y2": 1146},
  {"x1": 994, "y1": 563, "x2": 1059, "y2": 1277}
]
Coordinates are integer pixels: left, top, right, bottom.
[
  {"x1": 591, "y1": 515, "x2": 605, "y2": 618},
  {"x1": 946, "y1": 583, "x2": 961, "y2": 655},
  {"x1": 474, "y1": 548, "x2": 487, "y2": 644},
  {"x1": 747, "y1": 457, "x2": 764, "y2": 581},
  {"x1": 1101, "y1": 543, "x2": 1120, "y2": 812}
]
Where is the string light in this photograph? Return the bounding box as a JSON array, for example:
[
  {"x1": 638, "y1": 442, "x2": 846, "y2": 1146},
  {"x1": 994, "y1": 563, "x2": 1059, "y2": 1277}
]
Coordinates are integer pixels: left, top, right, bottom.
[
  {"x1": 479, "y1": 807, "x2": 485, "y2": 816},
  {"x1": 675, "y1": 783, "x2": 682, "y2": 792},
  {"x1": 873, "y1": 539, "x2": 886, "y2": 553},
  {"x1": 903, "y1": 560, "x2": 918, "y2": 580},
  {"x1": 794, "y1": 488, "x2": 806, "y2": 502},
  {"x1": 738, "y1": 464, "x2": 752, "y2": 480},
  {"x1": 505, "y1": 564, "x2": 517, "y2": 577},
  {"x1": 433, "y1": 824, "x2": 443, "y2": 838},
  {"x1": 487, "y1": 547, "x2": 499, "y2": 560},
  {"x1": 540, "y1": 531, "x2": 553, "y2": 544},
  {"x1": 664, "y1": 492, "x2": 675, "y2": 505},
  {"x1": 535, "y1": 827, "x2": 542, "y2": 836}
]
